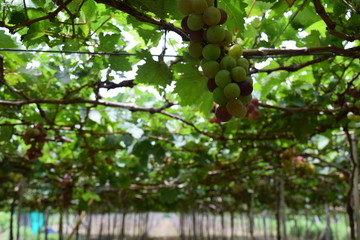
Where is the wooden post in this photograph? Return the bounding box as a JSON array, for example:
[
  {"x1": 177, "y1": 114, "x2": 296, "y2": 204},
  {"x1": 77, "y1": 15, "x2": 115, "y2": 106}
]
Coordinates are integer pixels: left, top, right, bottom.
[{"x1": 350, "y1": 133, "x2": 360, "y2": 240}]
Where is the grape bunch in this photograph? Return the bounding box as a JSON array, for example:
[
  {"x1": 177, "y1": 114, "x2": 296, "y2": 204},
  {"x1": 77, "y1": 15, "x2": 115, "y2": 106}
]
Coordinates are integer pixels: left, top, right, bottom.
[{"x1": 178, "y1": 0, "x2": 259, "y2": 122}]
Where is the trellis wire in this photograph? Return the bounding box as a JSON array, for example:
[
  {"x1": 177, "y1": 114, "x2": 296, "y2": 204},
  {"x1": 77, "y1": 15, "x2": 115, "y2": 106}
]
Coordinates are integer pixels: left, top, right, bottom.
[{"x1": 0, "y1": 48, "x2": 335, "y2": 59}]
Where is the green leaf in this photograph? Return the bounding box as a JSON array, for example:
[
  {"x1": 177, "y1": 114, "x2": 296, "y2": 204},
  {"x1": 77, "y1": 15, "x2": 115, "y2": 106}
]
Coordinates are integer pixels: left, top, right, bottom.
[
  {"x1": 0, "y1": 30, "x2": 18, "y2": 48},
  {"x1": 55, "y1": 69, "x2": 70, "y2": 84},
  {"x1": 135, "y1": 52, "x2": 172, "y2": 87},
  {"x1": 259, "y1": 71, "x2": 289, "y2": 99},
  {"x1": 159, "y1": 188, "x2": 178, "y2": 204},
  {"x1": 0, "y1": 126, "x2": 14, "y2": 141},
  {"x1": 8, "y1": 10, "x2": 27, "y2": 25},
  {"x1": 109, "y1": 55, "x2": 132, "y2": 72},
  {"x1": 99, "y1": 33, "x2": 121, "y2": 52},
  {"x1": 82, "y1": 0, "x2": 98, "y2": 21},
  {"x1": 81, "y1": 191, "x2": 101, "y2": 202}
]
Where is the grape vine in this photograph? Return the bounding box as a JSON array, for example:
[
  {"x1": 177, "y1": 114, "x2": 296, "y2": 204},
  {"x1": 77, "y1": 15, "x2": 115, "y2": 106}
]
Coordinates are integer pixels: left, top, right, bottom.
[{"x1": 178, "y1": 0, "x2": 260, "y2": 122}]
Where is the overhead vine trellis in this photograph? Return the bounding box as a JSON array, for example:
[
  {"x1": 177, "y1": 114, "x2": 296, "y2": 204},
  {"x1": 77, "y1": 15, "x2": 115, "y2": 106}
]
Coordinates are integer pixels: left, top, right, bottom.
[{"x1": 0, "y1": 0, "x2": 360, "y2": 239}]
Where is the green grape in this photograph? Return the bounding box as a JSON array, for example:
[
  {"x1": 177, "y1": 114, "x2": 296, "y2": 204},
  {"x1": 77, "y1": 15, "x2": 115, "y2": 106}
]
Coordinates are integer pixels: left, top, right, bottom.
[
  {"x1": 205, "y1": 0, "x2": 214, "y2": 6},
  {"x1": 237, "y1": 57, "x2": 250, "y2": 70},
  {"x1": 215, "y1": 70, "x2": 231, "y2": 87},
  {"x1": 229, "y1": 44, "x2": 243, "y2": 59},
  {"x1": 348, "y1": 112, "x2": 356, "y2": 120},
  {"x1": 213, "y1": 87, "x2": 228, "y2": 105},
  {"x1": 178, "y1": 0, "x2": 193, "y2": 15},
  {"x1": 238, "y1": 94, "x2": 252, "y2": 105},
  {"x1": 201, "y1": 60, "x2": 220, "y2": 78},
  {"x1": 203, "y1": 7, "x2": 221, "y2": 26},
  {"x1": 220, "y1": 55, "x2": 236, "y2": 71},
  {"x1": 187, "y1": 14, "x2": 204, "y2": 31},
  {"x1": 215, "y1": 105, "x2": 232, "y2": 122},
  {"x1": 202, "y1": 44, "x2": 221, "y2": 60},
  {"x1": 220, "y1": 30, "x2": 233, "y2": 46},
  {"x1": 226, "y1": 99, "x2": 247, "y2": 119},
  {"x1": 189, "y1": 42, "x2": 203, "y2": 58},
  {"x1": 206, "y1": 25, "x2": 225, "y2": 43},
  {"x1": 244, "y1": 76, "x2": 253, "y2": 84},
  {"x1": 224, "y1": 82, "x2": 240, "y2": 99},
  {"x1": 231, "y1": 66, "x2": 247, "y2": 82},
  {"x1": 191, "y1": 0, "x2": 208, "y2": 14}
]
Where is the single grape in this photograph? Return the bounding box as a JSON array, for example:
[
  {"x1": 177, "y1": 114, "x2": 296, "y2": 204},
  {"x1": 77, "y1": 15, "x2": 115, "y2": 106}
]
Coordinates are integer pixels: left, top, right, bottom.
[
  {"x1": 218, "y1": 8, "x2": 228, "y2": 24},
  {"x1": 251, "y1": 98, "x2": 259, "y2": 106},
  {"x1": 187, "y1": 14, "x2": 204, "y2": 31},
  {"x1": 206, "y1": 25, "x2": 225, "y2": 43},
  {"x1": 348, "y1": 112, "x2": 356, "y2": 120},
  {"x1": 247, "y1": 103, "x2": 255, "y2": 112},
  {"x1": 220, "y1": 55, "x2": 236, "y2": 71},
  {"x1": 215, "y1": 70, "x2": 231, "y2": 87},
  {"x1": 224, "y1": 83, "x2": 240, "y2": 99},
  {"x1": 205, "y1": 0, "x2": 214, "y2": 7},
  {"x1": 189, "y1": 29, "x2": 204, "y2": 42},
  {"x1": 226, "y1": 99, "x2": 247, "y2": 119},
  {"x1": 215, "y1": 105, "x2": 232, "y2": 122},
  {"x1": 201, "y1": 60, "x2": 220, "y2": 78},
  {"x1": 231, "y1": 66, "x2": 247, "y2": 82},
  {"x1": 237, "y1": 80, "x2": 253, "y2": 96},
  {"x1": 237, "y1": 57, "x2": 250, "y2": 70},
  {"x1": 189, "y1": 41, "x2": 203, "y2": 58},
  {"x1": 244, "y1": 76, "x2": 253, "y2": 84},
  {"x1": 220, "y1": 30, "x2": 233, "y2": 46},
  {"x1": 203, "y1": 7, "x2": 221, "y2": 26},
  {"x1": 248, "y1": 108, "x2": 260, "y2": 120},
  {"x1": 207, "y1": 78, "x2": 217, "y2": 92},
  {"x1": 178, "y1": 0, "x2": 193, "y2": 15},
  {"x1": 191, "y1": 0, "x2": 208, "y2": 14},
  {"x1": 239, "y1": 94, "x2": 252, "y2": 105},
  {"x1": 213, "y1": 87, "x2": 228, "y2": 105},
  {"x1": 202, "y1": 44, "x2": 221, "y2": 60},
  {"x1": 229, "y1": 44, "x2": 243, "y2": 59}
]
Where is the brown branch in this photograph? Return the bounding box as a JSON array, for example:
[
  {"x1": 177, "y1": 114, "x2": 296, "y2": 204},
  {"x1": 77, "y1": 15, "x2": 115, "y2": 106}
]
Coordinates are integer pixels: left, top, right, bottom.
[
  {"x1": 313, "y1": 0, "x2": 360, "y2": 41},
  {"x1": 251, "y1": 55, "x2": 333, "y2": 74},
  {"x1": 0, "y1": 98, "x2": 174, "y2": 113},
  {"x1": 243, "y1": 46, "x2": 360, "y2": 58},
  {"x1": 94, "y1": 0, "x2": 189, "y2": 41},
  {"x1": 258, "y1": 102, "x2": 344, "y2": 113},
  {"x1": 9, "y1": 0, "x2": 73, "y2": 32}
]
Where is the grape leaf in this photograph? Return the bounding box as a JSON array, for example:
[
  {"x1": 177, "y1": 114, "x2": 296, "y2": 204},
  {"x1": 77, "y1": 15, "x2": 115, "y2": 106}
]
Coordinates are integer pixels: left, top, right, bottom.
[
  {"x1": 0, "y1": 30, "x2": 18, "y2": 48},
  {"x1": 259, "y1": 71, "x2": 289, "y2": 99},
  {"x1": 135, "y1": 52, "x2": 172, "y2": 87}
]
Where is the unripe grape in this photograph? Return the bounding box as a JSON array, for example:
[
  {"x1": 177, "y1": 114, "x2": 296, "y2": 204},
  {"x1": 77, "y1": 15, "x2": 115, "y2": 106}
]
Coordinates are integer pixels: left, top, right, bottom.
[
  {"x1": 191, "y1": 0, "x2": 208, "y2": 14},
  {"x1": 229, "y1": 44, "x2": 243, "y2": 59},
  {"x1": 218, "y1": 8, "x2": 228, "y2": 24},
  {"x1": 226, "y1": 99, "x2": 247, "y2": 118},
  {"x1": 348, "y1": 112, "x2": 356, "y2": 120},
  {"x1": 201, "y1": 60, "x2": 220, "y2": 78},
  {"x1": 207, "y1": 78, "x2": 217, "y2": 92},
  {"x1": 206, "y1": 25, "x2": 225, "y2": 43},
  {"x1": 237, "y1": 80, "x2": 253, "y2": 96},
  {"x1": 202, "y1": 44, "x2": 221, "y2": 60},
  {"x1": 189, "y1": 41, "x2": 203, "y2": 58},
  {"x1": 244, "y1": 76, "x2": 253, "y2": 84},
  {"x1": 203, "y1": 7, "x2": 221, "y2": 26},
  {"x1": 237, "y1": 57, "x2": 250, "y2": 70},
  {"x1": 178, "y1": 0, "x2": 193, "y2": 15},
  {"x1": 239, "y1": 94, "x2": 252, "y2": 105},
  {"x1": 231, "y1": 66, "x2": 247, "y2": 82},
  {"x1": 205, "y1": 0, "x2": 214, "y2": 7},
  {"x1": 213, "y1": 87, "x2": 228, "y2": 105},
  {"x1": 224, "y1": 83, "x2": 240, "y2": 99},
  {"x1": 220, "y1": 56, "x2": 236, "y2": 71},
  {"x1": 220, "y1": 30, "x2": 233, "y2": 46},
  {"x1": 187, "y1": 14, "x2": 204, "y2": 31},
  {"x1": 215, "y1": 105, "x2": 232, "y2": 122},
  {"x1": 215, "y1": 70, "x2": 231, "y2": 87}
]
